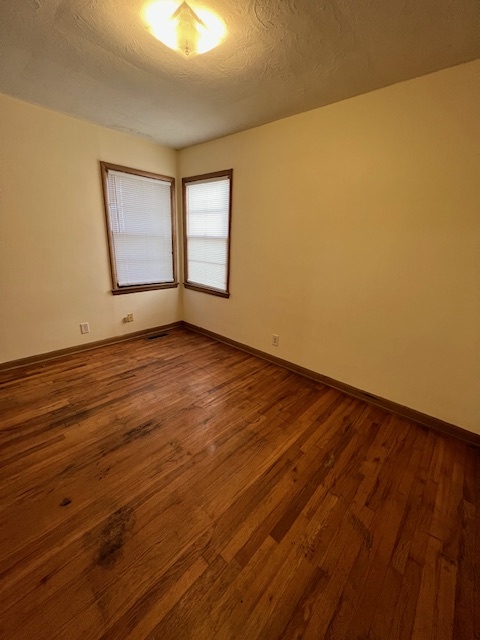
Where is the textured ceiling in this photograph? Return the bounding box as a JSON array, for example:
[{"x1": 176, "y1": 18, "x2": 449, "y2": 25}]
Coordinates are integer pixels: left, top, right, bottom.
[{"x1": 0, "y1": 0, "x2": 478, "y2": 148}]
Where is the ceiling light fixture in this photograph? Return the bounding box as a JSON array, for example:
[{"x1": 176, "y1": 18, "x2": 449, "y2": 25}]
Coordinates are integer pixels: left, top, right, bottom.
[{"x1": 144, "y1": 1, "x2": 226, "y2": 58}]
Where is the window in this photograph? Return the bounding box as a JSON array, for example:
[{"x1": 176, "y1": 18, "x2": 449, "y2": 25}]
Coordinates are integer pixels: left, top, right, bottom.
[
  {"x1": 100, "y1": 162, "x2": 177, "y2": 295},
  {"x1": 182, "y1": 169, "x2": 233, "y2": 298}
]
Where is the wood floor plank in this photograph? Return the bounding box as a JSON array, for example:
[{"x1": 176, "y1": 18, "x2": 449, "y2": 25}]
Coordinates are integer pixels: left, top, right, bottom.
[
  {"x1": 0, "y1": 328, "x2": 477, "y2": 639},
  {"x1": 339, "y1": 427, "x2": 424, "y2": 639},
  {"x1": 452, "y1": 448, "x2": 477, "y2": 640}
]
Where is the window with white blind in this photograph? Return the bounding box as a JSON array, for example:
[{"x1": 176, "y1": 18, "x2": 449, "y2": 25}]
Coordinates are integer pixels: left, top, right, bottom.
[
  {"x1": 182, "y1": 170, "x2": 233, "y2": 298},
  {"x1": 100, "y1": 162, "x2": 177, "y2": 294}
]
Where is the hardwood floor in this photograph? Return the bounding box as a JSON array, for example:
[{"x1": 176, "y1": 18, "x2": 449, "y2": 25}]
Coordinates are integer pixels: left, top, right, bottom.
[{"x1": 0, "y1": 328, "x2": 478, "y2": 639}]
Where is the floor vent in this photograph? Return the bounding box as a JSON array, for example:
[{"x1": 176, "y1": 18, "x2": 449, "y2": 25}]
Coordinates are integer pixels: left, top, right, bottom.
[{"x1": 145, "y1": 332, "x2": 169, "y2": 341}]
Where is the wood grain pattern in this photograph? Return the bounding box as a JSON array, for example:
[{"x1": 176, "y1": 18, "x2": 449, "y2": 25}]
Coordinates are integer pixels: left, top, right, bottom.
[
  {"x1": 0, "y1": 323, "x2": 181, "y2": 372},
  {"x1": 182, "y1": 321, "x2": 480, "y2": 447},
  {"x1": 0, "y1": 328, "x2": 478, "y2": 639}
]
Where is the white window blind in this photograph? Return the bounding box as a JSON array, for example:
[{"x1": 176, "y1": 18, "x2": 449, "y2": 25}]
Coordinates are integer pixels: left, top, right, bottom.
[
  {"x1": 106, "y1": 169, "x2": 174, "y2": 287},
  {"x1": 184, "y1": 173, "x2": 232, "y2": 294}
]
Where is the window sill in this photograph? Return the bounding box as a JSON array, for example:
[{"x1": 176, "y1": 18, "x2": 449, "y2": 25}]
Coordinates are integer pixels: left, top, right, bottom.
[
  {"x1": 112, "y1": 282, "x2": 178, "y2": 295},
  {"x1": 183, "y1": 282, "x2": 230, "y2": 298}
]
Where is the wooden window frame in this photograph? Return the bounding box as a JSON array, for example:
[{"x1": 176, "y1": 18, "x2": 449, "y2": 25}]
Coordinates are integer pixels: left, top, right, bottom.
[
  {"x1": 182, "y1": 169, "x2": 233, "y2": 299},
  {"x1": 100, "y1": 161, "x2": 178, "y2": 295}
]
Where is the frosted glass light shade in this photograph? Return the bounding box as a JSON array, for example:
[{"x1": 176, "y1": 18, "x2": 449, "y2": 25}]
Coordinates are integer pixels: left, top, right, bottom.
[{"x1": 144, "y1": 1, "x2": 226, "y2": 57}]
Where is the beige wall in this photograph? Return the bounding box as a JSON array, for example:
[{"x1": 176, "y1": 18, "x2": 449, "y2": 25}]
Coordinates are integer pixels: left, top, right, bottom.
[
  {"x1": 179, "y1": 61, "x2": 480, "y2": 433},
  {"x1": 0, "y1": 93, "x2": 181, "y2": 363},
  {"x1": 1, "y1": 62, "x2": 478, "y2": 432}
]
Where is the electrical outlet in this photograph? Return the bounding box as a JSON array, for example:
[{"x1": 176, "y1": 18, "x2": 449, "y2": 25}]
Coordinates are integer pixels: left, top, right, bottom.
[
  {"x1": 80, "y1": 322, "x2": 90, "y2": 335},
  {"x1": 127, "y1": 313, "x2": 134, "y2": 322},
  {"x1": 272, "y1": 334, "x2": 279, "y2": 347}
]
